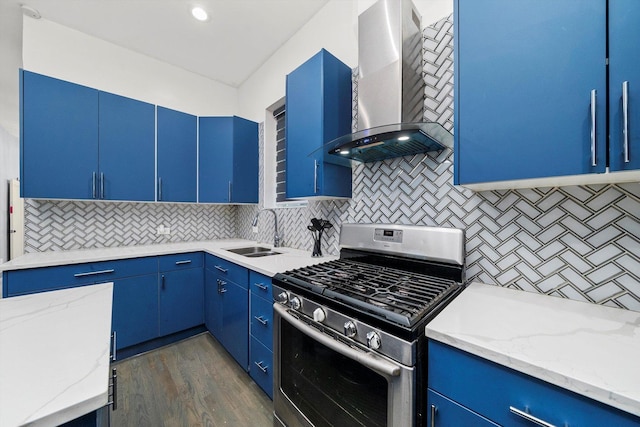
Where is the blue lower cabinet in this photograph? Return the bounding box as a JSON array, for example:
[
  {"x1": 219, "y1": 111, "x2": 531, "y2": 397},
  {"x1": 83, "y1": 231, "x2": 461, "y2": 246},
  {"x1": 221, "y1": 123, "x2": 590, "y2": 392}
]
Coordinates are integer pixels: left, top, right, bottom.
[
  {"x1": 428, "y1": 340, "x2": 640, "y2": 427},
  {"x1": 221, "y1": 279, "x2": 249, "y2": 370},
  {"x1": 159, "y1": 268, "x2": 204, "y2": 336},
  {"x1": 250, "y1": 336, "x2": 273, "y2": 399},
  {"x1": 112, "y1": 274, "x2": 159, "y2": 350}
]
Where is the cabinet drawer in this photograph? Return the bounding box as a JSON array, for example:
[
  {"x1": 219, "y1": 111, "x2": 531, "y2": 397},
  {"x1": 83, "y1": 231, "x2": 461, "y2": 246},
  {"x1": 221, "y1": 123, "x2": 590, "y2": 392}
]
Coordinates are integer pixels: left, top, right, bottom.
[
  {"x1": 250, "y1": 270, "x2": 272, "y2": 300},
  {"x1": 428, "y1": 340, "x2": 640, "y2": 427},
  {"x1": 250, "y1": 293, "x2": 273, "y2": 349},
  {"x1": 4, "y1": 257, "x2": 158, "y2": 297},
  {"x1": 427, "y1": 389, "x2": 499, "y2": 427},
  {"x1": 205, "y1": 254, "x2": 248, "y2": 288},
  {"x1": 159, "y1": 252, "x2": 203, "y2": 272},
  {"x1": 250, "y1": 336, "x2": 273, "y2": 399}
]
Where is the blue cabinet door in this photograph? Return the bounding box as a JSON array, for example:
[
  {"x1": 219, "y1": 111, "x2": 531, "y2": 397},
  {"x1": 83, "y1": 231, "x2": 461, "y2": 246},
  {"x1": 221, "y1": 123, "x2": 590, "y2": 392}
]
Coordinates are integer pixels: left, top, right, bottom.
[
  {"x1": 112, "y1": 274, "x2": 159, "y2": 350},
  {"x1": 21, "y1": 70, "x2": 99, "y2": 199},
  {"x1": 157, "y1": 106, "x2": 197, "y2": 202},
  {"x1": 199, "y1": 116, "x2": 258, "y2": 203},
  {"x1": 231, "y1": 116, "x2": 259, "y2": 203},
  {"x1": 454, "y1": 0, "x2": 607, "y2": 185},
  {"x1": 221, "y1": 279, "x2": 249, "y2": 370},
  {"x1": 250, "y1": 336, "x2": 273, "y2": 399},
  {"x1": 159, "y1": 268, "x2": 204, "y2": 336},
  {"x1": 98, "y1": 92, "x2": 155, "y2": 201},
  {"x1": 609, "y1": 0, "x2": 640, "y2": 171},
  {"x1": 199, "y1": 117, "x2": 234, "y2": 203},
  {"x1": 285, "y1": 49, "x2": 352, "y2": 199},
  {"x1": 204, "y1": 268, "x2": 223, "y2": 339}
]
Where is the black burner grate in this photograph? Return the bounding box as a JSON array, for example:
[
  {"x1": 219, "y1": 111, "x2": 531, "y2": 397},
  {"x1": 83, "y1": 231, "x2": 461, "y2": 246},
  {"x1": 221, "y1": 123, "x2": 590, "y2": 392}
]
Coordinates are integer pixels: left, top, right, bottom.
[{"x1": 281, "y1": 259, "x2": 459, "y2": 327}]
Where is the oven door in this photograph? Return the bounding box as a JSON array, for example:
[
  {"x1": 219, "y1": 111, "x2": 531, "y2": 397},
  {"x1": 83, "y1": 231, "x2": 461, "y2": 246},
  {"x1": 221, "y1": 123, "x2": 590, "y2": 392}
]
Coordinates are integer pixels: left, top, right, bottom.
[{"x1": 273, "y1": 303, "x2": 415, "y2": 427}]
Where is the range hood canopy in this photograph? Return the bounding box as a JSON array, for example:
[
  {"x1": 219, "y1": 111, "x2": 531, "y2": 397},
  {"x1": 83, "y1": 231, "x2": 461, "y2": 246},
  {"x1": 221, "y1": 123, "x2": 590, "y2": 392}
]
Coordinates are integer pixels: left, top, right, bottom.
[{"x1": 324, "y1": 0, "x2": 453, "y2": 163}]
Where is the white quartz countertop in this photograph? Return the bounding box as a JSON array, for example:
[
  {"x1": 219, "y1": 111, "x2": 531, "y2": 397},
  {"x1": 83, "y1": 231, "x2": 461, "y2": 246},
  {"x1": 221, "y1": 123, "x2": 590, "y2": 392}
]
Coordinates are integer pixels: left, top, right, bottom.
[
  {"x1": 426, "y1": 282, "x2": 640, "y2": 417},
  {"x1": 0, "y1": 239, "x2": 337, "y2": 277},
  {"x1": 0, "y1": 283, "x2": 114, "y2": 427}
]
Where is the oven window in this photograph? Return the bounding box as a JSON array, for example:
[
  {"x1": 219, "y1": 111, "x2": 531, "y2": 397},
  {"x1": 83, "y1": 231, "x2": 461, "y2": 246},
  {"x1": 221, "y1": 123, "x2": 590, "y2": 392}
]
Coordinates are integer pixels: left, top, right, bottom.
[{"x1": 281, "y1": 320, "x2": 388, "y2": 426}]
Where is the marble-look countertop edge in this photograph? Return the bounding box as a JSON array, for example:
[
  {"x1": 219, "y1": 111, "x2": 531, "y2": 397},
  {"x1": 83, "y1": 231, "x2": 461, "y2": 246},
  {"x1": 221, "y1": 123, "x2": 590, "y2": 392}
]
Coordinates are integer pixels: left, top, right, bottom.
[
  {"x1": 0, "y1": 239, "x2": 337, "y2": 278},
  {"x1": 425, "y1": 282, "x2": 640, "y2": 418}
]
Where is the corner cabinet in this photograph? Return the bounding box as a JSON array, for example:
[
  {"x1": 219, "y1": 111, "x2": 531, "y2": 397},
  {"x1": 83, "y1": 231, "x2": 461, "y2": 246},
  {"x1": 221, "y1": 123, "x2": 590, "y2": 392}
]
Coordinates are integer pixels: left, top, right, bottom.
[
  {"x1": 156, "y1": 106, "x2": 198, "y2": 202},
  {"x1": 199, "y1": 116, "x2": 259, "y2": 203},
  {"x1": 21, "y1": 70, "x2": 156, "y2": 201},
  {"x1": 285, "y1": 49, "x2": 352, "y2": 199},
  {"x1": 427, "y1": 340, "x2": 640, "y2": 427},
  {"x1": 454, "y1": 0, "x2": 640, "y2": 189}
]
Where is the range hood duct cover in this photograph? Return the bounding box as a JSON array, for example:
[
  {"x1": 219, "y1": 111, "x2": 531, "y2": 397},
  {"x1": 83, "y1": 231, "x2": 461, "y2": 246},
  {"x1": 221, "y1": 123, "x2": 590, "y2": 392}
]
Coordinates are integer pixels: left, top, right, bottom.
[{"x1": 323, "y1": 0, "x2": 453, "y2": 163}]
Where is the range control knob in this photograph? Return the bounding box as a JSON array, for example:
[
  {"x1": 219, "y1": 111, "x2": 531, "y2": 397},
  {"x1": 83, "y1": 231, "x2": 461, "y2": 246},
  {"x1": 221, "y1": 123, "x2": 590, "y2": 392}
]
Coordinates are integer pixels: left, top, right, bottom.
[
  {"x1": 366, "y1": 331, "x2": 382, "y2": 350},
  {"x1": 344, "y1": 321, "x2": 357, "y2": 338},
  {"x1": 276, "y1": 292, "x2": 289, "y2": 305},
  {"x1": 312, "y1": 308, "x2": 326, "y2": 323},
  {"x1": 289, "y1": 296, "x2": 301, "y2": 310}
]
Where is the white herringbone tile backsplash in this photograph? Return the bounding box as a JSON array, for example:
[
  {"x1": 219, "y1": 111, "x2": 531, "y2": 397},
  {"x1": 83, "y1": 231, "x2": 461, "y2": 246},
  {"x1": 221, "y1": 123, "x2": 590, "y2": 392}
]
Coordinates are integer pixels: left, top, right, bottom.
[{"x1": 24, "y1": 16, "x2": 640, "y2": 311}]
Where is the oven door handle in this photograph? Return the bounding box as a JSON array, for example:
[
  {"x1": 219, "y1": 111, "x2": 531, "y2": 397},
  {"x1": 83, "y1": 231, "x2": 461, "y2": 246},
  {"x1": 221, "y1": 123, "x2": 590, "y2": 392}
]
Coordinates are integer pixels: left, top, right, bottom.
[{"x1": 275, "y1": 304, "x2": 401, "y2": 378}]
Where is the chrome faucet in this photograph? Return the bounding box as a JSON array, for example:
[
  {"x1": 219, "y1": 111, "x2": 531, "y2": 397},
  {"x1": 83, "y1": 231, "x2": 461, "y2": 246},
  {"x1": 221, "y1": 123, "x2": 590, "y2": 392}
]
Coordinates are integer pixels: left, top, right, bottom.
[{"x1": 252, "y1": 209, "x2": 282, "y2": 247}]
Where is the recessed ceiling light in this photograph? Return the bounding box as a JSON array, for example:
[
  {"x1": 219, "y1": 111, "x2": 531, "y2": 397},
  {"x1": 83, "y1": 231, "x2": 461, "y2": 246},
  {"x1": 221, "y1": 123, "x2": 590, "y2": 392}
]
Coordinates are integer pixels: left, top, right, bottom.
[
  {"x1": 21, "y1": 5, "x2": 41, "y2": 19},
  {"x1": 191, "y1": 6, "x2": 209, "y2": 22},
  {"x1": 398, "y1": 136, "x2": 410, "y2": 141}
]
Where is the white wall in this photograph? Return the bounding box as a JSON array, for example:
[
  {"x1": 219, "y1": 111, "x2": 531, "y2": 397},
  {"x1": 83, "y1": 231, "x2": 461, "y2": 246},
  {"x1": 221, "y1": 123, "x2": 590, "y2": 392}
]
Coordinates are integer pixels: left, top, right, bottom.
[
  {"x1": 237, "y1": 0, "x2": 453, "y2": 122},
  {"x1": 0, "y1": 1, "x2": 23, "y2": 269},
  {"x1": 22, "y1": 17, "x2": 238, "y2": 116}
]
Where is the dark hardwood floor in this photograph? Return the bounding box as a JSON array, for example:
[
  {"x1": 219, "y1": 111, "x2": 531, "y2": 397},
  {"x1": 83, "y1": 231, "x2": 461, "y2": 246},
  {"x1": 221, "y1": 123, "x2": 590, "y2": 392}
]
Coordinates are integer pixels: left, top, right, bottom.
[{"x1": 111, "y1": 333, "x2": 273, "y2": 427}]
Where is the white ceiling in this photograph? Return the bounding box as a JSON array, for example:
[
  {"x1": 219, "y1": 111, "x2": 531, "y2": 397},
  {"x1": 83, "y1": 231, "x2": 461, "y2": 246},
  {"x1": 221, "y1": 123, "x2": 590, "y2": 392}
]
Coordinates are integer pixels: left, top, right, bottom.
[{"x1": 13, "y1": 0, "x2": 330, "y2": 88}]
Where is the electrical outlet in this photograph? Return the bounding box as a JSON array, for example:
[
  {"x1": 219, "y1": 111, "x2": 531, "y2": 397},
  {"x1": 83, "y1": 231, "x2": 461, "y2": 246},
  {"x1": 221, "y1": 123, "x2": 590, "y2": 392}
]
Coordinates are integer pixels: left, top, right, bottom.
[
  {"x1": 164, "y1": 227, "x2": 171, "y2": 235},
  {"x1": 252, "y1": 225, "x2": 258, "y2": 234}
]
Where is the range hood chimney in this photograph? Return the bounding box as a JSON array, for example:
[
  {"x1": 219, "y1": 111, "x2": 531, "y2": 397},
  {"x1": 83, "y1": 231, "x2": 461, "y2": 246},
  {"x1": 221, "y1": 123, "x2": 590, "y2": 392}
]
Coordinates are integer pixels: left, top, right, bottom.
[{"x1": 323, "y1": 0, "x2": 453, "y2": 163}]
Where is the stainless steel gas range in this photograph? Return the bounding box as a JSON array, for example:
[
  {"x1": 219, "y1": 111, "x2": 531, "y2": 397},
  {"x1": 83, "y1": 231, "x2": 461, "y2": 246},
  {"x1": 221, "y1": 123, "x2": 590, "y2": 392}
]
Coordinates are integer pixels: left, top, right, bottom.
[{"x1": 271, "y1": 223, "x2": 466, "y2": 427}]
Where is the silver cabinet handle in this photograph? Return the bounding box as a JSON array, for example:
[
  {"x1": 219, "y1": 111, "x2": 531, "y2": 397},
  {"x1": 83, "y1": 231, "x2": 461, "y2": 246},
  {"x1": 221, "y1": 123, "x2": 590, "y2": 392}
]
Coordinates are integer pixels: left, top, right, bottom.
[
  {"x1": 228, "y1": 181, "x2": 232, "y2": 202},
  {"x1": 254, "y1": 283, "x2": 268, "y2": 291},
  {"x1": 74, "y1": 269, "x2": 115, "y2": 278},
  {"x1": 216, "y1": 279, "x2": 227, "y2": 286},
  {"x1": 254, "y1": 315, "x2": 268, "y2": 326},
  {"x1": 161, "y1": 274, "x2": 166, "y2": 290},
  {"x1": 623, "y1": 81, "x2": 630, "y2": 163},
  {"x1": 108, "y1": 367, "x2": 118, "y2": 411},
  {"x1": 100, "y1": 172, "x2": 105, "y2": 199},
  {"x1": 591, "y1": 89, "x2": 597, "y2": 166},
  {"x1": 313, "y1": 159, "x2": 319, "y2": 194},
  {"x1": 214, "y1": 265, "x2": 228, "y2": 273},
  {"x1": 254, "y1": 361, "x2": 268, "y2": 373},
  {"x1": 110, "y1": 331, "x2": 117, "y2": 362},
  {"x1": 158, "y1": 177, "x2": 162, "y2": 201},
  {"x1": 275, "y1": 304, "x2": 400, "y2": 377},
  {"x1": 92, "y1": 172, "x2": 97, "y2": 199},
  {"x1": 430, "y1": 404, "x2": 437, "y2": 427},
  {"x1": 175, "y1": 260, "x2": 192, "y2": 265},
  {"x1": 509, "y1": 406, "x2": 556, "y2": 427}
]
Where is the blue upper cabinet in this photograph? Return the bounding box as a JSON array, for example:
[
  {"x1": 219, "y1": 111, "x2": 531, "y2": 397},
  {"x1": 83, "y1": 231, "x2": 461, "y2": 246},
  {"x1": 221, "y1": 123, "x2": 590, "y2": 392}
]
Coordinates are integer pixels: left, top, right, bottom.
[
  {"x1": 454, "y1": 0, "x2": 608, "y2": 186},
  {"x1": 285, "y1": 49, "x2": 352, "y2": 199},
  {"x1": 21, "y1": 70, "x2": 99, "y2": 199},
  {"x1": 99, "y1": 92, "x2": 155, "y2": 201},
  {"x1": 199, "y1": 116, "x2": 259, "y2": 203},
  {"x1": 157, "y1": 106, "x2": 197, "y2": 202},
  {"x1": 609, "y1": 0, "x2": 640, "y2": 171}
]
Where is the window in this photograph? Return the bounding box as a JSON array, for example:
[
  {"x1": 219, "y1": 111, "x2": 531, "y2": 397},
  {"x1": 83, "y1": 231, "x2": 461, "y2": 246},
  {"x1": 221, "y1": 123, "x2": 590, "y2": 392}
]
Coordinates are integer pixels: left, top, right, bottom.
[{"x1": 264, "y1": 98, "x2": 307, "y2": 208}]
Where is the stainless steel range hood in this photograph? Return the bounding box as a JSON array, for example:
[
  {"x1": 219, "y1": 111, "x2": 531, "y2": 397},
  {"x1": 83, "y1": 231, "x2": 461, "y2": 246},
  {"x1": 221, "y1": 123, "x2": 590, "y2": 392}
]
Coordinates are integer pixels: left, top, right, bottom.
[{"x1": 322, "y1": 0, "x2": 453, "y2": 163}]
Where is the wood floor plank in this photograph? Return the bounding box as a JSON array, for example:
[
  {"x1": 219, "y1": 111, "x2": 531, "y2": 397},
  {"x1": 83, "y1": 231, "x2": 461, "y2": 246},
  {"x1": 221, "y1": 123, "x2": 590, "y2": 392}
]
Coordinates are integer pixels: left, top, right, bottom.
[{"x1": 111, "y1": 333, "x2": 273, "y2": 426}]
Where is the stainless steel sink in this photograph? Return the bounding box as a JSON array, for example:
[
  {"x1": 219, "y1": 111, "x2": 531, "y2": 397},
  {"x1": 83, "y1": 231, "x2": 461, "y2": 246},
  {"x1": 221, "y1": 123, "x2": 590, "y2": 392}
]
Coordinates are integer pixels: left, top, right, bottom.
[{"x1": 225, "y1": 246, "x2": 282, "y2": 258}]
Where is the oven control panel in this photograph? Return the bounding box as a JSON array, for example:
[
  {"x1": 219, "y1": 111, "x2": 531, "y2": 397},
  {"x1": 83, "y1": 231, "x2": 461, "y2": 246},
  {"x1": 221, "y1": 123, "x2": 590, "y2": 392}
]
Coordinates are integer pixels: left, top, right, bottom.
[{"x1": 374, "y1": 228, "x2": 403, "y2": 243}]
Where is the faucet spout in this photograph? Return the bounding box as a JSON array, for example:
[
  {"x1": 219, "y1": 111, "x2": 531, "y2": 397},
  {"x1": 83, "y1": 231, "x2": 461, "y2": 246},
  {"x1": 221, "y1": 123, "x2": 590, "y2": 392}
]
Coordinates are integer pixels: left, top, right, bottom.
[{"x1": 252, "y1": 209, "x2": 282, "y2": 247}]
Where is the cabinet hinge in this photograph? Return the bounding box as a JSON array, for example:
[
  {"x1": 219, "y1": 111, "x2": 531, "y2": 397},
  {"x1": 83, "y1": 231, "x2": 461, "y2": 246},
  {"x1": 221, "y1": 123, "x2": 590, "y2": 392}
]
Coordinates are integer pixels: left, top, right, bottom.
[{"x1": 605, "y1": 57, "x2": 609, "y2": 65}]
